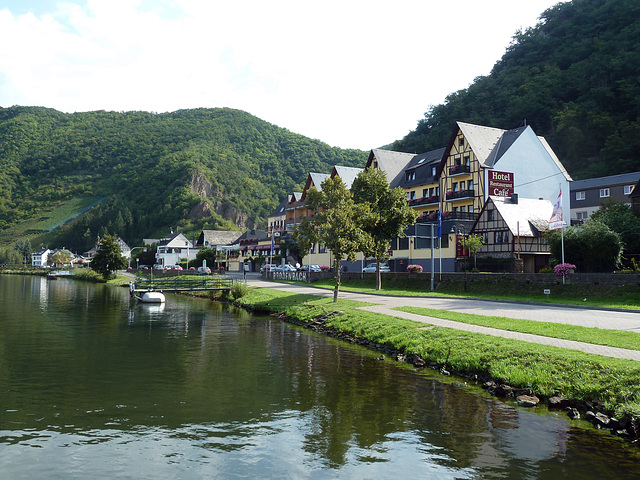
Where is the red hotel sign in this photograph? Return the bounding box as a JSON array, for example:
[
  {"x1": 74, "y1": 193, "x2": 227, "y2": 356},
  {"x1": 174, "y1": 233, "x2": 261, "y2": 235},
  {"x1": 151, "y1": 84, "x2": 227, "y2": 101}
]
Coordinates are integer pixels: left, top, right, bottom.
[{"x1": 488, "y1": 170, "x2": 514, "y2": 197}]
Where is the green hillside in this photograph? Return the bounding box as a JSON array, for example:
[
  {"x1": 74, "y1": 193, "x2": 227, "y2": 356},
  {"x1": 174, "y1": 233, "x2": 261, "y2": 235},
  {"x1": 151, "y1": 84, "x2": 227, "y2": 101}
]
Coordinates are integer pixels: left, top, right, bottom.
[
  {"x1": 392, "y1": 0, "x2": 640, "y2": 180},
  {"x1": 0, "y1": 107, "x2": 367, "y2": 251}
]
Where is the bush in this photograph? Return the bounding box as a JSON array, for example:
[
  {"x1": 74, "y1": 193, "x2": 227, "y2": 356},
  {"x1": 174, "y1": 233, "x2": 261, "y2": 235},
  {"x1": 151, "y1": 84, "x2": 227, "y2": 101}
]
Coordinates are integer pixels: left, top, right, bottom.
[
  {"x1": 230, "y1": 282, "x2": 249, "y2": 300},
  {"x1": 407, "y1": 264, "x2": 423, "y2": 273}
]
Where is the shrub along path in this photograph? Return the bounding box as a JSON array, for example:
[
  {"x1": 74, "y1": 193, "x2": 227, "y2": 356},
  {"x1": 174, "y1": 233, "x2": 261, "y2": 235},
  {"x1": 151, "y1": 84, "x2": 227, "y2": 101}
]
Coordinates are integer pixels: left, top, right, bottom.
[{"x1": 244, "y1": 275, "x2": 640, "y2": 361}]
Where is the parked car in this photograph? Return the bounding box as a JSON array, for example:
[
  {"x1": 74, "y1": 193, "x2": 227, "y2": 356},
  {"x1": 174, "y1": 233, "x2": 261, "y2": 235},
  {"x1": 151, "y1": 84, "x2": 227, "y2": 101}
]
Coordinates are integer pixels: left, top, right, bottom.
[
  {"x1": 260, "y1": 264, "x2": 277, "y2": 272},
  {"x1": 153, "y1": 264, "x2": 164, "y2": 270},
  {"x1": 299, "y1": 264, "x2": 321, "y2": 272},
  {"x1": 197, "y1": 266, "x2": 211, "y2": 274},
  {"x1": 272, "y1": 264, "x2": 296, "y2": 272},
  {"x1": 171, "y1": 265, "x2": 183, "y2": 271},
  {"x1": 363, "y1": 262, "x2": 390, "y2": 273}
]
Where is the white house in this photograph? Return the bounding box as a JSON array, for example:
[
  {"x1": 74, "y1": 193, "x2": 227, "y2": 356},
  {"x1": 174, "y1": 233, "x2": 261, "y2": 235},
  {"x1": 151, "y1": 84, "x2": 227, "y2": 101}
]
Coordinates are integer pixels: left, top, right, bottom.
[
  {"x1": 155, "y1": 233, "x2": 196, "y2": 268},
  {"x1": 32, "y1": 248, "x2": 51, "y2": 267}
]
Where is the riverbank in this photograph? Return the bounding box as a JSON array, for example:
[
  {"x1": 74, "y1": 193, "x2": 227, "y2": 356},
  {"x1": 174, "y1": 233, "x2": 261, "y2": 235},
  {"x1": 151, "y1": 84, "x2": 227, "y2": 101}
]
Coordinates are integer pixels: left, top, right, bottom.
[{"x1": 233, "y1": 286, "x2": 640, "y2": 442}]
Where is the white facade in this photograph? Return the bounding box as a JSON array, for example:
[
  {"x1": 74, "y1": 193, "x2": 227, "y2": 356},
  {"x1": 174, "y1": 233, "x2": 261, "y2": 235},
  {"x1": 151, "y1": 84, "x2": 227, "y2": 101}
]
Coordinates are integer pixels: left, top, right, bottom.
[
  {"x1": 484, "y1": 127, "x2": 572, "y2": 222},
  {"x1": 32, "y1": 248, "x2": 51, "y2": 267},
  {"x1": 155, "y1": 233, "x2": 196, "y2": 267}
]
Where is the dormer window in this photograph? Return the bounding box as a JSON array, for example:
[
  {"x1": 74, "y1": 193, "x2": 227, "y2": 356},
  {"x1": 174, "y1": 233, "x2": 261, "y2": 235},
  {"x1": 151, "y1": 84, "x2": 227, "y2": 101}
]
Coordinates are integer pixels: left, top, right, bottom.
[{"x1": 406, "y1": 171, "x2": 416, "y2": 182}]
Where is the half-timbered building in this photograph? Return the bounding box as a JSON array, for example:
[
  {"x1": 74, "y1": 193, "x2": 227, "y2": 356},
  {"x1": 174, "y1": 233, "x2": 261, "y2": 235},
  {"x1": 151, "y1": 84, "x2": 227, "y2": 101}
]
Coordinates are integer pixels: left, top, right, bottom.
[{"x1": 471, "y1": 195, "x2": 553, "y2": 273}]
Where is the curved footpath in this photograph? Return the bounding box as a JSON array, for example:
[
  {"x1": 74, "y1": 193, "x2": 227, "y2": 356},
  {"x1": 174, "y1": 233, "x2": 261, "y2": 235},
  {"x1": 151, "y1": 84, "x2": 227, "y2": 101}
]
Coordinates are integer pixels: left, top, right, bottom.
[{"x1": 241, "y1": 274, "x2": 640, "y2": 362}]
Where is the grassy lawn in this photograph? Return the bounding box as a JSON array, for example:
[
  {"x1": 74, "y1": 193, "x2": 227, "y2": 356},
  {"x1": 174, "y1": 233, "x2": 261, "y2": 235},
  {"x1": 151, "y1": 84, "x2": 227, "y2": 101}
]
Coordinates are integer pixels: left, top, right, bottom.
[
  {"x1": 308, "y1": 275, "x2": 640, "y2": 311},
  {"x1": 237, "y1": 287, "x2": 640, "y2": 419},
  {"x1": 395, "y1": 306, "x2": 640, "y2": 351}
]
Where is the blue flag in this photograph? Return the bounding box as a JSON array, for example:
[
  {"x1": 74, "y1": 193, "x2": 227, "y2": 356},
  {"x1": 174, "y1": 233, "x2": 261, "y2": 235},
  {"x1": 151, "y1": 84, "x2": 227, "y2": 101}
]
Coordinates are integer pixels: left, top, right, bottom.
[
  {"x1": 437, "y1": 211, "x2": 442, "y2": 239},
  {"x1": 271, "y1": 234, "x2": 275, "y2": 256}
]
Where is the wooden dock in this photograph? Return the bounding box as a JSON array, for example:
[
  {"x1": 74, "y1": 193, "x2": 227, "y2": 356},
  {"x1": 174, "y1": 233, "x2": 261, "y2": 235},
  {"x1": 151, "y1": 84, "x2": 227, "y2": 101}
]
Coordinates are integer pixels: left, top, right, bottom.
[{"x1": 133, "y1": 275, "x2": 234, "y2": 293}]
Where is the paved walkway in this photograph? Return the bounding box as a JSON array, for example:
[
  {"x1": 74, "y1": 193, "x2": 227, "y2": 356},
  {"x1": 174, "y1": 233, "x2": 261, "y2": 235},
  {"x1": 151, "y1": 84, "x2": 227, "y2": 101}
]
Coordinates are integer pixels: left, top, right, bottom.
[{"x1": 241, "y1": 274, "x2": 640, "y2": 361}]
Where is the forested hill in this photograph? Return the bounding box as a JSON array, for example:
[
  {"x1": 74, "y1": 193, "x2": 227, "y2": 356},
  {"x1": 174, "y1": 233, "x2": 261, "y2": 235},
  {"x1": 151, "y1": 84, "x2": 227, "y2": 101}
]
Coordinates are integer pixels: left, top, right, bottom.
[
  {"x1": 392, "y1": 0, "x2": 640, "y2": 180},
  {"x1": 0, "y1": 106, "x2": 366, "y2": 251}
]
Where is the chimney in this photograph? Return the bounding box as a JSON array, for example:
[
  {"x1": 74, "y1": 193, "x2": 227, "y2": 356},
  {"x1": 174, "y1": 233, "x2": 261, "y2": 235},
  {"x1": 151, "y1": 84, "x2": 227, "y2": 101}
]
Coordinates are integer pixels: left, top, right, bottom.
[{"x1": 510, "y1": 193, "x2": 518, "y2": 204}]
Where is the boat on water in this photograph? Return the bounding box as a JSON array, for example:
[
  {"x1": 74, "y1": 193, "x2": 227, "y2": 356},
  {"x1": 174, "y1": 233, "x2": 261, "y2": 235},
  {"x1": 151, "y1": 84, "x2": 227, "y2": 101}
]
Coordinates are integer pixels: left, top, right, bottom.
[
  {"x1": 129, "y1": 281, "x2": 165, "y2": 303},
  {"x1": 139, "y1": 291, "x2": 165, "y2": 303}
]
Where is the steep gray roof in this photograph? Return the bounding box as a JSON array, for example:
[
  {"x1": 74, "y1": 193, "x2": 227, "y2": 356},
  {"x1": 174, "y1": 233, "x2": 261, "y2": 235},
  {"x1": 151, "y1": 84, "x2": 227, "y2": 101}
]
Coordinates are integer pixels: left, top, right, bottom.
[
  {"x1": 570, "y1": 171, "x2": 640, "y2": 190},
  {"x1": 199, "y1": 230, "x2": 242, "y2": 247},
  {"x1": 332, "y1": 165, "x2": 363, "y2": 189},
  {"x1": 368, "y1": 149, "x2": 415, "y2": 188},
  {"x1": 457, "y1": 122, "x2": 504, "y2": 167}
]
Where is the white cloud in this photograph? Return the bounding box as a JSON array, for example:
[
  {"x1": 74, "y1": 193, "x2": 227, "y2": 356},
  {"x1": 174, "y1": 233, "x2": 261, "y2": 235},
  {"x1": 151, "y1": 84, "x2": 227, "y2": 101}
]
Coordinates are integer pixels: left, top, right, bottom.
[{"x1": 0, "y1": 1, "x2": 563, "y2": 149}]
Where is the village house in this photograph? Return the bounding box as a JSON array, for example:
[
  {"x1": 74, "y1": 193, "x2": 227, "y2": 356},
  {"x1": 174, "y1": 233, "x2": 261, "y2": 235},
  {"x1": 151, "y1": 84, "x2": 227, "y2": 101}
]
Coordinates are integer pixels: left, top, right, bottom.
[
  {"x1": 31, "y1": 247, "x2": 51, "y2": 267},
  {"x1": 471, "y1": 195, "x2": 553, "y2": 273},
  {"x1": 569, "y1": 171, "x2": 639, "y2": 225}
]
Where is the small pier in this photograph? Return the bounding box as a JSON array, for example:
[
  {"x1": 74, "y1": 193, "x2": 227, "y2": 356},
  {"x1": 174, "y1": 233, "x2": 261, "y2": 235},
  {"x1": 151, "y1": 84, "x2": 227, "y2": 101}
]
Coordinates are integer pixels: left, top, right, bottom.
[{"x1": 132, "y1": 275, "x2": 235, "y2": 295}]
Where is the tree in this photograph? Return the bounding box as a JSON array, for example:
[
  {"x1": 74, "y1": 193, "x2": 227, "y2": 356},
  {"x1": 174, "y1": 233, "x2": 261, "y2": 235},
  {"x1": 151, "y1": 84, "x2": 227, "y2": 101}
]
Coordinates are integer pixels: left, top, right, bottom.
[
  {"x1": 13, "y1": 239, "x2": 32, "y2": 264},
  {"x1": 351, "y1": 168, "x2": 418, "y2": 290},
  {"x1": 589, "y1": 200, "x2": 640, "y2": 256},
  {"x1": 546, "y1": 221, "x2": 622, "y2": 272},
  {"x1": 294, "y1": 176, "x2": 366, "y2": 302},
  {"x1": 195, "y1": 247, "x2": 217, "y2": 269},
  {"x1": 50, "y1": 249, "x2": 73, "y2": 266},
  {"x1": 460, "y1": 234, "x2": 484, "y2": 270},
  {"x1": 90, "y1": 234, "x2": 127, "y2": 279}
]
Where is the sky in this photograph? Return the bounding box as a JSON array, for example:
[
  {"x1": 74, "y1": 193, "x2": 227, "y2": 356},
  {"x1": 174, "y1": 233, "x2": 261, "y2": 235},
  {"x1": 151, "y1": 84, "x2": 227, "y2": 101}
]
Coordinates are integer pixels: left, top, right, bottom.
[{"x1": 0, "y1": 0, "x2": 565, "y2": 150}]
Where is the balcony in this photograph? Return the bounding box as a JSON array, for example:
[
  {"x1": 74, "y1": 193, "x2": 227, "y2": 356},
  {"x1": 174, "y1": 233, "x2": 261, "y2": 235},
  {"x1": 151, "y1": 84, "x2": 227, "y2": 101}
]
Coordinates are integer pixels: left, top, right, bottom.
[
  {"x1": 445, "y1": 188, "x2": 475, "y2": 201},
  {"x1": 408, "y1": 195, "x2": 439, "y2": 207},
  {"x1": 449, "y1": 164, "x2": 470, "y2": 176},
  {"x1": 417, "y1": 210, "x2": 478, "y2": 223}
]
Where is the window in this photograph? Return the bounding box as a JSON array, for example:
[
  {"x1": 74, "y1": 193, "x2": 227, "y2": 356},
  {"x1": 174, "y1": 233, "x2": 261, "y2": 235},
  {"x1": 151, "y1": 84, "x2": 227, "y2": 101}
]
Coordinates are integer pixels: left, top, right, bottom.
[
  {"x1": 495, "y1": 231, "x2": 509, "y2": 244},
  {"x1": 431, "y1": 166, "x2": 437, "y2": 177},
  {"x1": 423, "y1": 188, "x2": 428, "y2": 197},
  {"x1": 459, "y1": 181, "x2": 465, "y2": 190},
  {"x1": 319, "y1": 244, "x2": 327, "y2": 254},
  {"x1": 487, "y1": 210, "x2": 495, "y2": 221},
  {"x1": 460, "y1": 206, "x2": 466, "y2": 213},
  {"x1": 398, "y1": 237, "x2": 409, "y2": 250},
  {"x1": 468, "y1": 205, "x2": 474, "y2": 213},
  {"x1": 468, "y1": 180, "x2": 474, "y2": 190},
  {"x1": 600, "y1": 188, "x2": 610, "y2": 198},
  {"x1": 410, "y1": 191, "x2": 416, "y2": 200},
  {"x1": 625, "y1": 185, "x2": 634, "y2": 195},
  {"x1": 406, "y1": 192, "x2": 411, "y2": 201},
  {"x1": 406, "y1": 171, "x2": 416, "y2": 182},
  {"x1": 576, "y1": 191, "x2": 585, "y2": 200},
  {"x1": 453, "y1": 182, "x2": 459, "y2": 192},
  {"x1": 436, "y1": 186, "x2": 440, "y2": 196},
  {"x1": 464, "y1": 156, "x2": 470, "y2": 166},
  {"x1": 458, "y1": 137, "x2": 465, "y2": 148},
  {"x1": 576, "y1": 211, "x2": 588, "y2": 221}
]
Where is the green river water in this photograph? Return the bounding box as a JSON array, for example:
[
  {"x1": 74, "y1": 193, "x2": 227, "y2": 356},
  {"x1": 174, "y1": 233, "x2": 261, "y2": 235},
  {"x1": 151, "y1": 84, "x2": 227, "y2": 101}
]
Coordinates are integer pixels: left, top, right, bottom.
[{"x1": 1, "y1": 274, "x2": 640, "y2": 479}]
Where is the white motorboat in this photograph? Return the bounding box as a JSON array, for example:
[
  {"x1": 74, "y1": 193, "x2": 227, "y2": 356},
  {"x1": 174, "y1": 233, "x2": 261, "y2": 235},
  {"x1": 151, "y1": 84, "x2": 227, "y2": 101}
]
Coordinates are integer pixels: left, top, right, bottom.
[{"x1": 139, "y1": 291, "x2": 165, "y2": 303}]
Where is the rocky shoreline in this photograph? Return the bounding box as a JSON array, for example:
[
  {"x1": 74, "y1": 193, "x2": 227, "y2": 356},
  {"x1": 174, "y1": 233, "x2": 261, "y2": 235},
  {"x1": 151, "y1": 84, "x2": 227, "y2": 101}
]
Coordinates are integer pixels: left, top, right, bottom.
[{"x1": 243, "y1": 303, "x2": 640, "y2": 444}]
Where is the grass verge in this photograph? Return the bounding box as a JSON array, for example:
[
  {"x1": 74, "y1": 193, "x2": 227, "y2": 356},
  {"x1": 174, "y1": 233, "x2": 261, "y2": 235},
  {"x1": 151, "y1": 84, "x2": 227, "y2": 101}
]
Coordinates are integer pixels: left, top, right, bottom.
[
  {"x1": 395, "y1": 306, "x2": 640, "y2": 351},
  {"x1": 237, "y1": 287, "x2": 640, "y2": 420}
]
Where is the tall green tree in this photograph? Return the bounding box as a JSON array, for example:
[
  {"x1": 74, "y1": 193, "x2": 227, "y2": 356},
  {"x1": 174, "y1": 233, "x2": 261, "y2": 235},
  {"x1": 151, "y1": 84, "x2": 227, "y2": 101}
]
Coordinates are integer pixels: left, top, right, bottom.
[
  {"x1": 546, "y1": 221, "x2": 622, "y2": 272},
  {"x1": 90, "y1": 234, "x2": 127, "y2": 279},
  {"x1": 294, "y1": 176, "x2": 367, "y2": 302},
  {"x1": 351, "y1": 168, "x2": 417, "y2": 290},
  {"x1": 13, "y1": 239, "x2": 32, "y2": 264},
  {"x1": 589, "y1": 200, "x2": 640, "y2": 256}
]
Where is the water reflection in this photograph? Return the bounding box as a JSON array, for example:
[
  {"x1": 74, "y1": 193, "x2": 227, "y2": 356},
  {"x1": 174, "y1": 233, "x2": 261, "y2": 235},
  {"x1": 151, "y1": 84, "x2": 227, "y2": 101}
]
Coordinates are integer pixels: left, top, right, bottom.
[{"x1": 1, "y1": 275, "x2": 640, "y2": 479}]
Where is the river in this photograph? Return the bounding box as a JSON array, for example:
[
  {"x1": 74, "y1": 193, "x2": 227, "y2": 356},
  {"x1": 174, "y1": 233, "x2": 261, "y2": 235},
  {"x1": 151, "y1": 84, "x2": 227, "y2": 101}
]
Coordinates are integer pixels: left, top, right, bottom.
[{"x1": 1, "y1": 274, "x2": 639, "y2": 479}]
